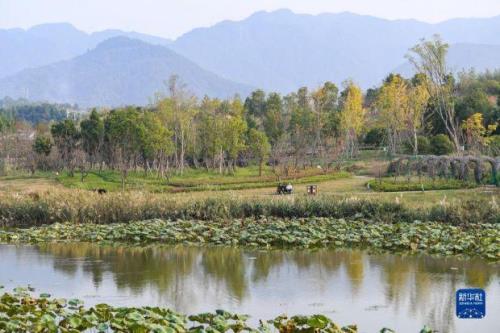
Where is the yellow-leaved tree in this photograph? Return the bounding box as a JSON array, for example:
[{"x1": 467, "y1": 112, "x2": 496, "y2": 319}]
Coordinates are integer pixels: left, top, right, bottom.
[
  {"x1": 340, "y1": 81, "x2": 366, "y2": 158},
  {"x1": 375, "y1": 74, "x2": 430, "y2": 155},
  {"x1": 461, "y1": 113, "x2": 498, "y2": 153},
  {"x1": 375, "y1": 74, "x2": 408, "y2": 154},
  {"x1": 405, "y1": 77, "x2": 430, "y2": 155}
]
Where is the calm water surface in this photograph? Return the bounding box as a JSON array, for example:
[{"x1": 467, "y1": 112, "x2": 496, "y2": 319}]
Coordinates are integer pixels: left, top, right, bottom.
[{"x1": 0, "y1": 243, "x2": 498, "y2": 333}]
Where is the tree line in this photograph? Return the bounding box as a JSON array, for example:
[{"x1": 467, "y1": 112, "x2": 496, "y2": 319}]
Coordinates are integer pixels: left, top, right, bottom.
[{"x1": 1, "y1": 36, "x2": 499, "y2": 183}]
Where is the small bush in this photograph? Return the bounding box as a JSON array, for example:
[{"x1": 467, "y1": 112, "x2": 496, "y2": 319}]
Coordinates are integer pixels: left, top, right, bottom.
[
  {"x1": 364, "y1": 127, "x2": 385, "y2": 147},
  {"x1": 418, "y1": 136, "x2": 432, "y2": 154},
  {"x1": 402, "y1": 136, "x2": 431, "y2": 154},
  {"x1": 367, "y1": 178, "x2": 477, "y2": 192},
  {"x1": 487, "y1": 135, "x2": 500, "y2": 156},
  {"x1": 430, "y1": 134, "x2": 454, "y2": 155}
]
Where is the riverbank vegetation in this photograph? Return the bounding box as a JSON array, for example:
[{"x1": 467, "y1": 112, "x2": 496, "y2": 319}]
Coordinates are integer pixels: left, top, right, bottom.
[
  {"x1": 0, "y1": 286, "x2": 434, "y2": 333},
  {"x1": 1, "y1": 217, "x2": 499, "y2": 260},
  {"x1": 0, "y1": 192, "x2": 498, "y2": 227}
]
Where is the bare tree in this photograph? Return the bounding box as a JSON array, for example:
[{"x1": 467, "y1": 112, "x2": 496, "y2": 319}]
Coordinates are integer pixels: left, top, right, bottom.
[
  {"x1": 407, "y1": 35, "x2": 461, "y2": 152},
  {"x1": 166, "y1": 75, "x2": 197, "y2": 175}
]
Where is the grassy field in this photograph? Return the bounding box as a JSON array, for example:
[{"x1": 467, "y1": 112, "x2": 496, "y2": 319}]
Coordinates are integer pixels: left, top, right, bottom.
[
  {"x1": 0, "y1": 172, "x2": 498, "y2": 214},
  {"x1": 56, "y1": 167, "x2": 351, "y2": 192},
  {"x1": 367, "y1": 176, "x2": 478, "y2": 192},
  {"x1": 0, "y1": 166, "x2": 350, "y2": 192},
  {"x1": 0, "y1": 150, "x2": 498, "y2": 209}
]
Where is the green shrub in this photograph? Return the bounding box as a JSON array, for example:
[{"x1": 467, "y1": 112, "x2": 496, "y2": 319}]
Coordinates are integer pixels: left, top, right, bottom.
[
  {"x1": 487, "y1": 135, "x2": 500, "y2": 156},
  {"x1": 402, "y1": 136, "x2": 431, "y2": 154},
  {"x1": 367, "y1": 178, "x2": 477, "y2": 192},
  {"x1": 364, "y1": 127, "x2": 385, "y2": 147},
  {"x1": 418, "y1": 136, "x2": 431, "y2": 154},
  {"x1": 0, "y1": 158, "x2": 5, "y2": 176},
  {"x1": 430, "y1": 134, "x2": 454, "y2": 155}
]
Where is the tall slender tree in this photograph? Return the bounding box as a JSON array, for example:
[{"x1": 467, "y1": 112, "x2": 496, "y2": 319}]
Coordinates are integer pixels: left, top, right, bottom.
[
  {"x1": 263, "y1": 92, "x2": 284, "y2": 145},
  {"x1": 339, "y1": 81, "x2": 366, "y2": 158},
  {"x1": 248, "y1": 129, "x2": 271, "y2": 176},
  {"x1": 80, "y1": 109, "x2": 104, "y2": 168},
  {"x1": 105, "y1": 107, "x2": 141, "y2": 190},
  {"x1": 407, "y1": 35, "x2": 461, "y2": 152},
  {"x1": 51, "y1": 119, "x2": 80, "y2": 176},
  {"x1": 375, "y1": 74, "x2": 408, "y2": 154}
]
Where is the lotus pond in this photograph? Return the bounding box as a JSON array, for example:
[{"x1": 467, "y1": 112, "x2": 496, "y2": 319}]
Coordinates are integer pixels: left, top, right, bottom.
[
  {"x1": 1, "y1": 218, "x2": 499, "y2": 259},
  {"x1": 1, "y1": 243, "x2": 499, "y2": 333}
]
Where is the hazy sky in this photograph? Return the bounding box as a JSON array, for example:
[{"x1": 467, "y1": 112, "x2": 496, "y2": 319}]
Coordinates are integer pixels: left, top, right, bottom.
[{"x1": 2, "y1": 0, "x2": 500, "y2": 39}]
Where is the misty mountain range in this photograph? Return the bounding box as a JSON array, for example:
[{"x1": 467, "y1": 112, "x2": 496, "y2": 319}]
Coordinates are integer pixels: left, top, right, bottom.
[
  {"x1": 1, "y1": 9, "x2": 500, "y2": 107},
  {"x1": 0, "y1": 37, "x2": 252, "y2": 107},
  {"x1": 0, "y1": 23, "x2": 172, "y2": 79}
]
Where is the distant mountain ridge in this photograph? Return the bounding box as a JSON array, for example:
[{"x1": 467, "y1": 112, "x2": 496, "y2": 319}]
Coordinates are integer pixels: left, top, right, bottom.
[
  {"x1": 1, "y1": 10, "x2": 500, "y2": 106},
  {"x1": 0, "y1": 37, "x2": 252, "y2": 107},
  {"x1": 171, "y1": 9, "x2": 500, "y2": 91},
  {"x1": 0, "y1": 23, "x2": 172, "y2": 78}
]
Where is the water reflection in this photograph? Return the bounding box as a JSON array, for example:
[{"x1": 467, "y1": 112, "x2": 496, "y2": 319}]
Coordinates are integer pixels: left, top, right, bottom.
[{"x1": 0, "y1": 243, "x2": 498, "y2": 333}]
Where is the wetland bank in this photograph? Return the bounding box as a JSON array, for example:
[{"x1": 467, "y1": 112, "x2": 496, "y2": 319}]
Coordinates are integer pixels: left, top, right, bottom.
[
  {"x1": 0, "y1": 243, "x2": 498, "y2": 333},
  {"x1": 1, "y1": 24, "x2": 500, "y2": 332},
  {"x1": 0, "y1": 194, "x2": 499, "y2": 332},
  {"x1": 1, "y1": 172, "x2": 499, "y2": 332}
]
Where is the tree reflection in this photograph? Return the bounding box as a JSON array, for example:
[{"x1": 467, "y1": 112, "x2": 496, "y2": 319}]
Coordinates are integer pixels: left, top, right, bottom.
[
  {"x1": 25, "y1": 242, "x2": 498, "y2": 332},
  {"x1": 201, "y1": 247, "x2": 247, "y2": 300},
  {"x1": 250, "y1": 250, "x2": 284, "y2": 283},
  {"x1": 36, "y1": 243, "x2": 197, "y2": 293},
  {"x1": 344, "y1": 250, "x2": 364, "y2": 295},
  {"x1": 376, "y1": 254, "x2": 411, "y2": 306}
]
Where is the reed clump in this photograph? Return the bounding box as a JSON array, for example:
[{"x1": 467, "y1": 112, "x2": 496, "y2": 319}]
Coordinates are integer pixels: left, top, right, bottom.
[{"x1": 0, "y1": 189, "x2": 498, "y2": 227}]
